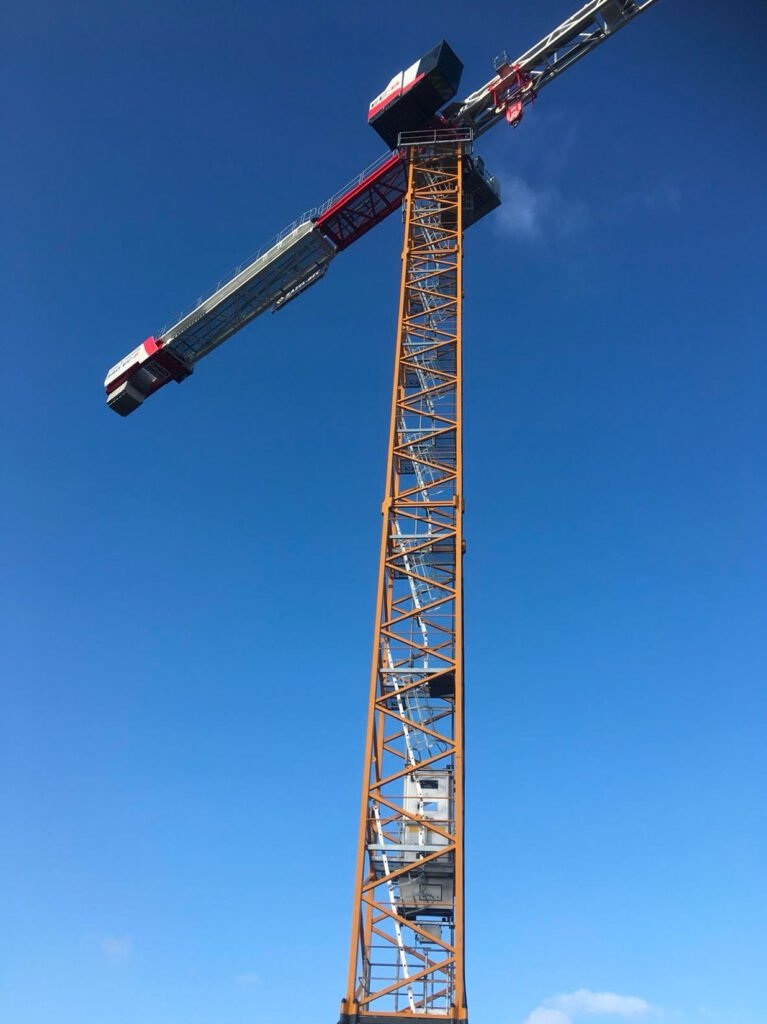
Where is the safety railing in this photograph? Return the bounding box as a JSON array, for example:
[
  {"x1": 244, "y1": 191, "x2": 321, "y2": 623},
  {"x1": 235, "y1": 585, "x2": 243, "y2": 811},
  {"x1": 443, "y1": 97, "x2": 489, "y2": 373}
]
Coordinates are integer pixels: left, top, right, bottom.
[{"x1": 397, "y1": 127, "x2": 473, "y2": 148}]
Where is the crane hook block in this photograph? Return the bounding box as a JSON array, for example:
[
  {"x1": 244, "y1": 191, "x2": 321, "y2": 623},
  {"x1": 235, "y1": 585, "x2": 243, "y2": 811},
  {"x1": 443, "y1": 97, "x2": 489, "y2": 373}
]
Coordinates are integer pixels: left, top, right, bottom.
[{"x1": 506, "y1": 100, "x2": 524, "y2": 127}]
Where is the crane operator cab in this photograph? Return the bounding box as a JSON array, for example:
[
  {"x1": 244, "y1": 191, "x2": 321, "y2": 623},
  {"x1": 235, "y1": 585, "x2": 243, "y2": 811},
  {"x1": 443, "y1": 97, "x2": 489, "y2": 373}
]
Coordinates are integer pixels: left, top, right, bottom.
[{"x1": 368, "y1": 41, "x2": 464, "y2": 149}]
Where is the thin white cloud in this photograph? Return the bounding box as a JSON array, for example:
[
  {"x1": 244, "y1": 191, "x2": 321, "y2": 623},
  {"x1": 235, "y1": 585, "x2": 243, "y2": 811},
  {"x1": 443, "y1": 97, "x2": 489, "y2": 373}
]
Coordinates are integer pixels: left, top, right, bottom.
[
  {"x1": 493, "y1": 174, "x2": 590, "y2": 241},
  {"x1": 236, "y1": 971, "x2": 260, "y2": 987},
  {"x1": 552, "y1": 990, "x2": 651, "y2": 1016},
  {"x1": 101, "y1": 935, "x2": 132, "y2": 961},
  {"x1": 523, "y1": 988, "x2": 653, "y2": 1024},
  {"x1": 526, "y1": 1009, "x2": 571, "y2": 1024}
]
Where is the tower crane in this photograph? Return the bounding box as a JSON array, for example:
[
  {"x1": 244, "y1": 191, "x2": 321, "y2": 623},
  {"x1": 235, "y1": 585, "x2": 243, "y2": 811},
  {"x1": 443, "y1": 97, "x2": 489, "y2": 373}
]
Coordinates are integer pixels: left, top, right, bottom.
[{"x1": 103, "y1": 2, "x2": 662, "y2": 1022}]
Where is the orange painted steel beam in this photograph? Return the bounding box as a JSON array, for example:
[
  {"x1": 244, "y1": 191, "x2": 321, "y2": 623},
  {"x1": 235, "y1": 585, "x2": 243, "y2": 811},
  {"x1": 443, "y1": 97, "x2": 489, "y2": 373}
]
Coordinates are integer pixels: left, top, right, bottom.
[{"x1": 340, "y1": 140, "x2": 468, "y2": 1024}]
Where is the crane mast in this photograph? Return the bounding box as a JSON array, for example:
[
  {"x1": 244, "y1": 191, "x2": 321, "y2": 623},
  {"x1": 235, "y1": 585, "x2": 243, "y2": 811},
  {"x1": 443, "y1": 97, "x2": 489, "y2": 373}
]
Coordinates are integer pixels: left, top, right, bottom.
[
  {"x1": 341, "y1": 134, "x2": 468, "y2": 1024},
  {"x1": 101, "y1": 3, "x2": 663, "y2": 1021}
]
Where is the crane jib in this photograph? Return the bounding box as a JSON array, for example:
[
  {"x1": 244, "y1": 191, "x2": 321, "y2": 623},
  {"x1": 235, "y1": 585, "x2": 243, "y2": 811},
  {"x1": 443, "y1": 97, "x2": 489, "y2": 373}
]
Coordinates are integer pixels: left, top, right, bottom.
[{"x1": 103, "y1": 0, "x2": 661, "y2": 416}]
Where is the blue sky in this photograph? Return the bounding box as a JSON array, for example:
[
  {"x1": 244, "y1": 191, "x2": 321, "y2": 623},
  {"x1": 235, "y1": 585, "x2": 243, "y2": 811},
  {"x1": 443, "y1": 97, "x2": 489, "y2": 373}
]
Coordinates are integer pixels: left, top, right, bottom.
[{"x1": 1, "y1": 2, "x2": 765, "y2": 1023}]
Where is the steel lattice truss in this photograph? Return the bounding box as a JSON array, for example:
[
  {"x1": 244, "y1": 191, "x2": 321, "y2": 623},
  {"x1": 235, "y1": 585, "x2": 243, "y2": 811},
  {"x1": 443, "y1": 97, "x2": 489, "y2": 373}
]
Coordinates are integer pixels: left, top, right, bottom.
[{"x1": 342, "y1": 143, "x2": 467, "y2": 1024}]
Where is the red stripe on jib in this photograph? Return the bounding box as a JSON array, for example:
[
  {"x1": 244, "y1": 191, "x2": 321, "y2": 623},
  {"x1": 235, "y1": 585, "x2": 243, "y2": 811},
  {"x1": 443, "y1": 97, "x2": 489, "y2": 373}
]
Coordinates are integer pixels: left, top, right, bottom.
[{"x1": 368, "y1": 87, "x2": 402, "y2": 120}]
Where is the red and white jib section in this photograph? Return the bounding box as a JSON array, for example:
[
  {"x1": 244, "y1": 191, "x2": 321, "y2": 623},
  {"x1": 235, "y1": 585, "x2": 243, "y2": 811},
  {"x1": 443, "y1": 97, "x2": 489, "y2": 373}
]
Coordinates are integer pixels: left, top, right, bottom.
[{"x1": 104, "y1": 336, "x2": 191, "y2": 417}]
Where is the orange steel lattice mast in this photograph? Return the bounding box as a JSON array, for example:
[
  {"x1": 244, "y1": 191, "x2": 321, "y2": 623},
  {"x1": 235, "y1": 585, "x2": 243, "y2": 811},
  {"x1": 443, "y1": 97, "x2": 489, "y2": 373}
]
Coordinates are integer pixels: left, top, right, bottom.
[{"x1": 340, "y1": 134, "x2": 469, "y2": 1024}]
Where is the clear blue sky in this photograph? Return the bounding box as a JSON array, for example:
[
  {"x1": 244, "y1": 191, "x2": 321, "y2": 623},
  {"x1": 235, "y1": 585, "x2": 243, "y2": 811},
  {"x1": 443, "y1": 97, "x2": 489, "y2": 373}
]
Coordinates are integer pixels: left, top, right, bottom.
[{"x1": 1, "y1": 2, "x2": 765, "y2": 1023}]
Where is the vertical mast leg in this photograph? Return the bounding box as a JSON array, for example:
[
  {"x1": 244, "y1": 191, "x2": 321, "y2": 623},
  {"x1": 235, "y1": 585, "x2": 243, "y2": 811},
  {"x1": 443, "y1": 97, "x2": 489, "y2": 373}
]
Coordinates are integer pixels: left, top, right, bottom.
[{"x1": 340, "y1": 133, "x2": 468, "y2": 1024}]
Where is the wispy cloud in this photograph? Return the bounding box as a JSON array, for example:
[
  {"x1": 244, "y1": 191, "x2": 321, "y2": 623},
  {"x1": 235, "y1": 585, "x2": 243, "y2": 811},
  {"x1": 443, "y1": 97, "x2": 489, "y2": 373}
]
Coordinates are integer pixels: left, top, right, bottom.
[
  {"x1": 236, "y1": 971, "x2": 260, "y2": 988},
  {"x1": 494, "y1": 174, "x2": 590, "y2": 241},
  {"x1": 525, "y1": 1009, "x2": 571, "y2": 1024},
  {"x1": 101, "y1": 934, "x2": 132, "y2": 961},
  {"x1": 523, "y1": 989, "x2": 653, "y2": 1024}
]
